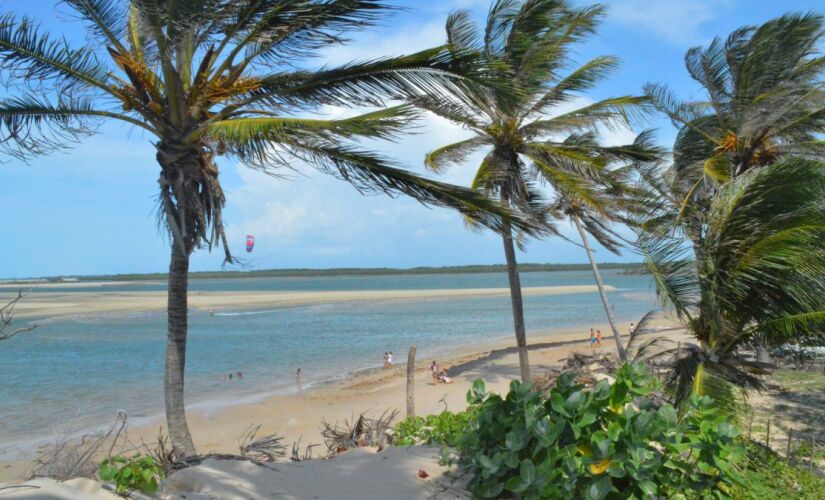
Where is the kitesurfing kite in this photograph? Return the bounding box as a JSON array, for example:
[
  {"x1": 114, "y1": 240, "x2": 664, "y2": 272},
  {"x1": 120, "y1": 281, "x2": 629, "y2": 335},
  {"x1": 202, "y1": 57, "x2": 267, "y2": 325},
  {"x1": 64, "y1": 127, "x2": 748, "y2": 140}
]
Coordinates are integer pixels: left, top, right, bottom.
[{"x1": 245, "y1": 234, "x2": 255, "y2": 253}]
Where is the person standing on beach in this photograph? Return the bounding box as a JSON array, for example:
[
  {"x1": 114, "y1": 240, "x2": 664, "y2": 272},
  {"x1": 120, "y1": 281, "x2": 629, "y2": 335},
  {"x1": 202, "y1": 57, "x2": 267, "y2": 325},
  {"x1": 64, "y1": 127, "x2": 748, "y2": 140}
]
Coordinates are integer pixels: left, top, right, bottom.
[
  {"x1": 590, "y1": 328, "x2": 596, "y2": 351},
  {"x1": 383, "y1": 352, "x2": 388, "y2": 369},
  {"x1": 596, "y1": 330, "x2": 603, "y2": 348},
  {"x1": 387, "y1": 352, "x2": 393, "y2": 366}
]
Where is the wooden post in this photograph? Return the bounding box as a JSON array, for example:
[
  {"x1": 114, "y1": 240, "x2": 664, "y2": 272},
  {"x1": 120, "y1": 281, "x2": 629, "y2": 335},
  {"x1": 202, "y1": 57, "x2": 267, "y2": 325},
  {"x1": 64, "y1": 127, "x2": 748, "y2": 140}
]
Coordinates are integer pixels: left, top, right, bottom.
[
  {"x1": 766, "y1": 419, "x2": 771, "y2": 448},
  {"x1": 406, "y1": 345, "x2": 417, "y2": 419},
  {"x1": 787, "y1": 429, "x2": 793, "y2": 463}
]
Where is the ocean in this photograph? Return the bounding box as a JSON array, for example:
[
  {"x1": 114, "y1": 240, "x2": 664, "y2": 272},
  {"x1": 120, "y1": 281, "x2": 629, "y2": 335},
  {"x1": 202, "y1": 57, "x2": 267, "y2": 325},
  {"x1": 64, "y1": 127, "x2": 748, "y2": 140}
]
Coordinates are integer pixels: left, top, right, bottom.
[{"x1": 0, "y1": 270, "x2": 657, "y2": 457}]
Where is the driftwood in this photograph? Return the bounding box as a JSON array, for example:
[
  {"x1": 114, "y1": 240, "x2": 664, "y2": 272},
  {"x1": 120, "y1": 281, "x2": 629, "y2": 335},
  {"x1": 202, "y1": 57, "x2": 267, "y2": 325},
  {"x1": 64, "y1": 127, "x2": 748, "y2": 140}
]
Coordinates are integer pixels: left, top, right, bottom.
[{"x1": 320, "y1": 409, "x2": 398, "y2": 454}]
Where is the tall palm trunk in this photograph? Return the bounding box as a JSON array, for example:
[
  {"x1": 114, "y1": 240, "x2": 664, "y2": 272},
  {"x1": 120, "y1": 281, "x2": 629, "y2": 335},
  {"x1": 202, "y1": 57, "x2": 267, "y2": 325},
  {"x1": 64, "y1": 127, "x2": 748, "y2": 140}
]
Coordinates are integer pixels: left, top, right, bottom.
[
  {"x1": 165, "y1": 243, "x2": 197, "y2": 457},
  {"x1": 501, "y1": 220, "x2": 531, "y2": 382},
  {"x1": 572, "y1": 215, "x2": 627, "y2": 361}
]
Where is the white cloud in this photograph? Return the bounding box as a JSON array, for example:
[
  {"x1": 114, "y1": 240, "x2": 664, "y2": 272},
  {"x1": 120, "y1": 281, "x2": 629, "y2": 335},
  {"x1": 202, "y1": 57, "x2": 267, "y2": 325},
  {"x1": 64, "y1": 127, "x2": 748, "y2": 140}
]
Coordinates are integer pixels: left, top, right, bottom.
[{"x1": 606, "y1": 0, "x2": 734, "y2": 46}]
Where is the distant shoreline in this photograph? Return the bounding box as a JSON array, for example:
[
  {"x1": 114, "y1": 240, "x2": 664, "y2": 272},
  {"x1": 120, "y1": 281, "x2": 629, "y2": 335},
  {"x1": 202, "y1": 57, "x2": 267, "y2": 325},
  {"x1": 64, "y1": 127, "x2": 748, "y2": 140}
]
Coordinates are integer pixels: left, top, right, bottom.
[
  {"x1": 1, "y1": 262, "x2": 647, "y2": 283},
  {"x1": 2, "y1": 284, "x2": 616, "y2": 319}
]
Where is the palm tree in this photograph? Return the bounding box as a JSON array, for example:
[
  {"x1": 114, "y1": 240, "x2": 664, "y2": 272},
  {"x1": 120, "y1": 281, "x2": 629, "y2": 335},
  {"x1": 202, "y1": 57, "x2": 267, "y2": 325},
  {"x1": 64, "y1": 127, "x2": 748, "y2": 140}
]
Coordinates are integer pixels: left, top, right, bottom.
[
  {"x1": 630, "y1": 158, "x2": 825, "y2": 408},
  {"x1": 643, "y1": 12, "x2": 825, "y2": 233},
  {"x1": 630, "y1": 13, "x2": 825, "y2": 402},
  {"x1": 546, "y1": 132, "x2": 660, "y2": 362},
  {"x1": 0, "y1": 0, "x2": 540, "y2": 456},
  {"x1": 420, "y1": 0, "x2": 650, "y2": 380}
]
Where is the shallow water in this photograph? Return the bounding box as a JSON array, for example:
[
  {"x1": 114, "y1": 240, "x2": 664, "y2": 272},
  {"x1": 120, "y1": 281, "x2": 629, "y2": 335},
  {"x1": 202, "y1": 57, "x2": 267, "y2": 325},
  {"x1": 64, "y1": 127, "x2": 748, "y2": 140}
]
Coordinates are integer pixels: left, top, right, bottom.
[{"x1": 0, "y1": 270, "x2": 656, "y2": 456}]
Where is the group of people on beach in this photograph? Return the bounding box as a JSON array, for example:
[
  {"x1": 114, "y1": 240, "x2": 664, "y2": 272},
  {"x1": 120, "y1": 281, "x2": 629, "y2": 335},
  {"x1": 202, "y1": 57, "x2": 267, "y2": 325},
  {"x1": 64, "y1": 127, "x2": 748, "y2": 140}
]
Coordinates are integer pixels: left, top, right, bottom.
[
  {"x1": 430, "y1": 361, "x2": 452, "y2": 384},
  {"x1": 221, "y1": 371, "x2": 243, "y2": 381},
  {"x1": 382, "y1": 351, "x2": 394, "y2": 368}
]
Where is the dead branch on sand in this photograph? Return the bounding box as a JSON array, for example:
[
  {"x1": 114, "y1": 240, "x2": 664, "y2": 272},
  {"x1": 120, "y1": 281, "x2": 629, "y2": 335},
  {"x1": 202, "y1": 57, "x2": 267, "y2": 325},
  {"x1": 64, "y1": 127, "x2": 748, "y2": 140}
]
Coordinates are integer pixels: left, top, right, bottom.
[
  {"x1": 320, "y1": 409, "x2": 398, "y2": 455},
  {"x1": 28, "y1": 410, "x2": 130, "y2": 480},
  {"x1": 238, "y1": 425, "x2": 286, "y2": 462}
]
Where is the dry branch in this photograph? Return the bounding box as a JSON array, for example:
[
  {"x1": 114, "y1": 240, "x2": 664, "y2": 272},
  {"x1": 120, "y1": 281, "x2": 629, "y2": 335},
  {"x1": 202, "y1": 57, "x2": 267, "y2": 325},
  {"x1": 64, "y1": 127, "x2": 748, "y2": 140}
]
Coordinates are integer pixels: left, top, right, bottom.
[
  {"x1": 238, "y1": 425, "x2": 286, "y2": 462},
  {"x1": 320, "y1": 409, "x2": 398, "y2": 454},
  {"x1": 28, "y1": 410, "x2": 130, "y2": 481},
  {"x1": 0, "y1": 289, "x2": 37, "y2": 341}
]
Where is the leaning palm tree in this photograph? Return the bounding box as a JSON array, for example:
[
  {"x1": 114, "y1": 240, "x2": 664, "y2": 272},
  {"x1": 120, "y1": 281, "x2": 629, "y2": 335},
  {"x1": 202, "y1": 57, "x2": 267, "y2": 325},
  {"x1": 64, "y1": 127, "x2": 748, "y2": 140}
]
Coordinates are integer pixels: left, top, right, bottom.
[
  {"x1": 420, "y1": 0, "x2": 650, "y2": 380},
  {"x1": 630, "y1": 158, "x2": 825, "y2": 408},
  {"x1": 0, "y1": 0, "x2": 540, "y2": 456},
  {"x1": 633, "y1": 12, "x2": 825, "y2": 378},
  {"x1": 644, "y1": 11, "x2": 825, "y2": 243},
  {"x1": 545, "y1": 132, "x2": 659, "y2": 362}
]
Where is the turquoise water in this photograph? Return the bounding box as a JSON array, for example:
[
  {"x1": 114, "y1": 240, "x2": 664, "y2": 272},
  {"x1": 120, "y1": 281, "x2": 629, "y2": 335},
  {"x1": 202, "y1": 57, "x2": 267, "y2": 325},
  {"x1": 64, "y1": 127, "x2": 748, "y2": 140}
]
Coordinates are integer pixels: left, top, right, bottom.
[{"x1": 0, "y1": 270, "x2": 656, "y2": 457}]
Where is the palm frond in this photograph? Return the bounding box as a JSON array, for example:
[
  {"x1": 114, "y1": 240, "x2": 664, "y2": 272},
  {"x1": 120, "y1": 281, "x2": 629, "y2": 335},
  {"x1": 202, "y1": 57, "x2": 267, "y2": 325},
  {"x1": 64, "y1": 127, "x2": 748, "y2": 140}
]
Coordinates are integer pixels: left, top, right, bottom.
[
  {"x1": 281, "y1": 140, "x2": 547, "y2": 237},
  {"x1": 424, "y1": 137, "x2": 490, "y2": 174},
  {"x1": 0, "y1": 13, "x2": 113, "y2": 93},
  {"x1": 0, "y1": 94, "x2": 147, "y2": 160},
  {"x1": 208, "y1": 105, "x2": 417, "y2": 145}
]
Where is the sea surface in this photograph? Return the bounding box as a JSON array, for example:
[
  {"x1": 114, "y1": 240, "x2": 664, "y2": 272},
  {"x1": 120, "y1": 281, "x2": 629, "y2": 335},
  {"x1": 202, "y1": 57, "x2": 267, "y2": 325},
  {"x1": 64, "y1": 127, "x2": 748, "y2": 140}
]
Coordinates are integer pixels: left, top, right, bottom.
[{"x1": 0, "y1": 270, "x2": 657, "y2": 457}]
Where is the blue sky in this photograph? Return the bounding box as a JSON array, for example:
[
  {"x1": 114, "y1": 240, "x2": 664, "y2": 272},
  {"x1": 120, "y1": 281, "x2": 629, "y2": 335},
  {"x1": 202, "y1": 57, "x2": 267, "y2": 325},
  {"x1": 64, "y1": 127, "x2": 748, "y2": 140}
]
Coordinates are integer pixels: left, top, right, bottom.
[{"x1": 0, "y1": 0, "x2": 820, "y2": 278}]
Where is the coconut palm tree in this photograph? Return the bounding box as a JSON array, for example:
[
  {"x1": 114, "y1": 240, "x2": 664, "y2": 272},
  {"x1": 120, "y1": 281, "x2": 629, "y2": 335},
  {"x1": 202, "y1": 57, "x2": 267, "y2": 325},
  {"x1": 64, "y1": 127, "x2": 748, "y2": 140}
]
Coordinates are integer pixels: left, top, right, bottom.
[
  {"x1": 630, "y1": 158, "x2": 825, "y2": 408},
  {"x1": 0, "y1": 0, "x2": 540, "y2": 456},
  {"x1": 420, "y1": 0, "x2": 650, "y2": 380},
  {"x1": 643, "y1": 11, "x2": 825, "y2": 241},
  {"x1": 545, "y1": 131, "x2": 660, "y2": 362},
  {"x1": 629, "y1": 13, "x2": 825, "y2": 400}
]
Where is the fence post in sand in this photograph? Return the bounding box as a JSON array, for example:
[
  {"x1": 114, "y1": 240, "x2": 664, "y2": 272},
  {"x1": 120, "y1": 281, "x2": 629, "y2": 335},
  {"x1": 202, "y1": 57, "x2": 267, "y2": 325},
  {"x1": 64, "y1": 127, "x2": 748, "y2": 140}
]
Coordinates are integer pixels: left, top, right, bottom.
[{"x1": 406, "y1": 345, "x2": 417, "y2": 419}]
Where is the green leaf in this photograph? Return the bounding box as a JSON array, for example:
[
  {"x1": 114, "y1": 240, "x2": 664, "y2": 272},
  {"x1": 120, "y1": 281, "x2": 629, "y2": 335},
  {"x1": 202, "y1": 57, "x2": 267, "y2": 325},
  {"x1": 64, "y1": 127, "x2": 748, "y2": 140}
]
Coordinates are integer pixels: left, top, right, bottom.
[
  {"x1": 520, "y1": 459, "x2": 536, "y2": 485},
  {"x1": 586, "y1": 476, "x2": 613, "y2": 500}
]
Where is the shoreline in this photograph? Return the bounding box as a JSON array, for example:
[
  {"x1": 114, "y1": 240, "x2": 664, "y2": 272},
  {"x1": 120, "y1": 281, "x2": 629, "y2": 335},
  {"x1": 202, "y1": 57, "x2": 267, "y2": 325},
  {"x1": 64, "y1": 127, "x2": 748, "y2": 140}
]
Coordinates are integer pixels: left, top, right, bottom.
[
  {"x1": 3, "y1": 285, "x2": 616, "y2": 320},
  {"x1": 0, "y1": 317, "x2": 674, "y2": 482}
]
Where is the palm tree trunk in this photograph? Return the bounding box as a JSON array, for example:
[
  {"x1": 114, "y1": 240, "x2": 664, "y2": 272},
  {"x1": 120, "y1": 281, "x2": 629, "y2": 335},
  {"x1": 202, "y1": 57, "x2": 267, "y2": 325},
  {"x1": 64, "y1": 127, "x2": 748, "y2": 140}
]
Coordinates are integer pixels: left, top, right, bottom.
[
  {"x1": 501, "y1": 221, "x2": 531, "y2": 382},
  {"x1": 572, "y1": 215, "x2": 627, "y2": 361},
  {"x1": 165, "y1": 243, "x2": 196, "y2": 457}
]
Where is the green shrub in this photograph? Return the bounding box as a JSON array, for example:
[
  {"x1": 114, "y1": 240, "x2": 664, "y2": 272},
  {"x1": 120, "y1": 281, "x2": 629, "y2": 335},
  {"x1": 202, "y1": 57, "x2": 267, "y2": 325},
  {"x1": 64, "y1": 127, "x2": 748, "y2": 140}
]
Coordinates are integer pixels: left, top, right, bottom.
[
  {"x1": 733, "y1": 442, "x2": 825, "y2": 499},
  {"x1": 393, "y1": 411, "x2": 469, "y2": 447},
  {"x1": 99, "y1": 454, "x2": 164, "y2": 496},
  {"x1": 458, "y1": 363, "x2": 744, "y2": 499}
]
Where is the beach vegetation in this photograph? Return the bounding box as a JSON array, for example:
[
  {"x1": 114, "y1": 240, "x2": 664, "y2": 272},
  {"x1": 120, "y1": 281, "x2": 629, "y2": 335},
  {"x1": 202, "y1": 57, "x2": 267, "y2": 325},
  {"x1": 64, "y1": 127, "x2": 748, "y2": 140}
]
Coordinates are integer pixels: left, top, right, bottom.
[
  {"x1": 732, "y1": 443, "x2": 825, "y2": 499},
  {"x1": 393, "y1": 411, "x2": 469, "y2": 448},
  {"x1": 0, "y1": 0, "x2": 543, "y2": 457},
  {"x1": 458, "y1": 363, "x2": 744, "y2": 499},
  {"x1": 422, "y1": 0, "x2": 658, "y2": 379},
  {"x1": 98, "y1": 454, "x2": 164, "y2": 496}
]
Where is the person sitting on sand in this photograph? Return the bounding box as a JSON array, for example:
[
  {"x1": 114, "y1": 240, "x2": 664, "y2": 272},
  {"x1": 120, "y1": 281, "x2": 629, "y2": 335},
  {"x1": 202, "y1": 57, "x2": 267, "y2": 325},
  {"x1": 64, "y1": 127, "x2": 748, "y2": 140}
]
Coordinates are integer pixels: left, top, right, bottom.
[
  {"x1": 629, "y1": 323, "x2": 635, "y2": 335},
  {"x1": 437, "y1": 369, "x2": 453, "y2": 384},
  {"x1": 236, "y1": 371, "x2": 243, "y2": 379}
]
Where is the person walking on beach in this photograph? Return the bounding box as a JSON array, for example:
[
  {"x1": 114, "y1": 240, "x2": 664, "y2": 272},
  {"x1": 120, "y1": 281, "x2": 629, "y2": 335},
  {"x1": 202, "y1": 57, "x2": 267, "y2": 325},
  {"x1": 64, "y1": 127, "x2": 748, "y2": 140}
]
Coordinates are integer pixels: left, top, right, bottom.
[
  {"x1": 387, "y1": 352, "x2": 393, "y2": 366},
  {"x1": 596, "y1": 330, "x2": 603, "y2": 349}
]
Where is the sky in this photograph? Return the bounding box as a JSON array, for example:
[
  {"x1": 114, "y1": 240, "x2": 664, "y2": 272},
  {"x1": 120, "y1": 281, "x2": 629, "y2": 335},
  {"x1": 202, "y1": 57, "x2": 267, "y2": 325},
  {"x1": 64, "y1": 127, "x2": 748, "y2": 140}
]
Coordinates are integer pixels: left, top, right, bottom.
[{"x1": 0, "y1": 0, "x2": 820, "y2": 278}]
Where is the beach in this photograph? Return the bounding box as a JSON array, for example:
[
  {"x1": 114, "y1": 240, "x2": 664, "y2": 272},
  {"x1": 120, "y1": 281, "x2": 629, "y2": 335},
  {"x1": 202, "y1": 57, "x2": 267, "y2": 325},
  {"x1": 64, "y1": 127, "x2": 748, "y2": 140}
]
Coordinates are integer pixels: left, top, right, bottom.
[{"x1": 0, "y1": 318, "x2": 657, "y2": 483}]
